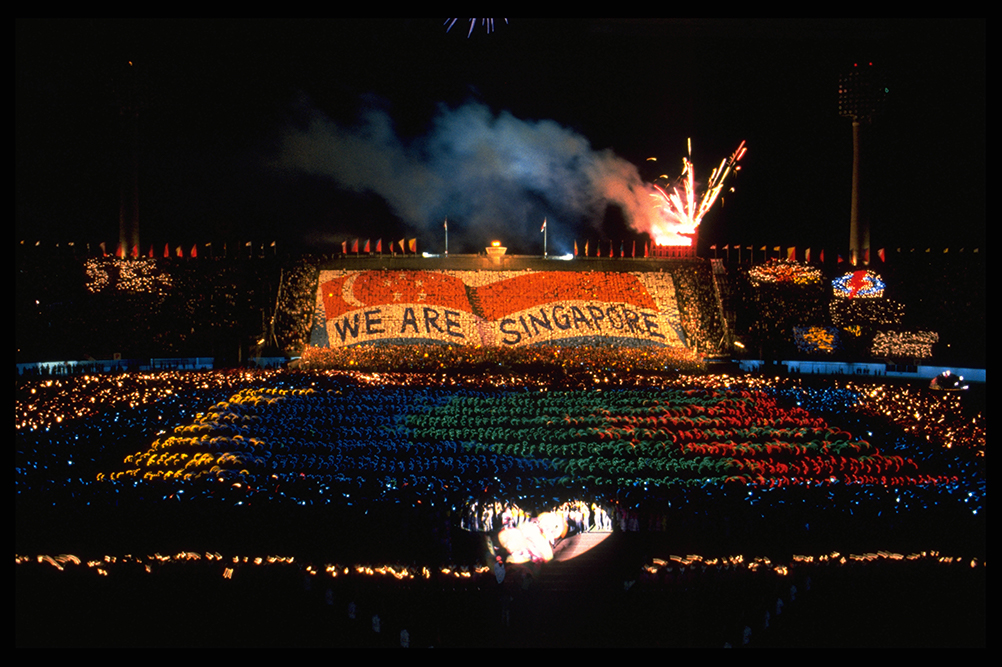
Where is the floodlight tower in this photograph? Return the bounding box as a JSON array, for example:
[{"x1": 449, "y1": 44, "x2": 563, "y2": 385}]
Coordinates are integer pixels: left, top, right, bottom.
[
  {"x1": 112, "y1": 59, "x2": 145, "y2": 258},
  {"x1": 838, "y1": 62, "x2": 887, "y2": 266}
]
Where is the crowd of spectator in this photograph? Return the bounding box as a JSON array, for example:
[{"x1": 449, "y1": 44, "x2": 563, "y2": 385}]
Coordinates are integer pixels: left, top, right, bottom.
[
  {"x1": 731, "y1": 255, "x2": 985, "y2": 367},
  {"x1": 15, "y1": 249, "x2": 985, "y2": 646},
  {"x1": 15, "y1": 537, "x2": 984, "y2": 647},
  {"x1": 17, "y1": 368, "x2": 984, "y2": 566}
]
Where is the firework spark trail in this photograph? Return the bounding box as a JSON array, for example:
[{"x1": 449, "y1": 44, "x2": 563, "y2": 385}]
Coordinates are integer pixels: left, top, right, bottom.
[
  {"x1": 650, "y1": 140, "x2": 746, "y2": 245},
  {"x1": 445, "y1": 19, "x2": 507, "y2": 37}
]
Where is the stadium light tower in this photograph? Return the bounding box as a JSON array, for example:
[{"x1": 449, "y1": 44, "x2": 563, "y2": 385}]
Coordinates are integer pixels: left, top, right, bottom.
[
  {"x1": 839, "y1": 62, "x2": 887, "y2": 266},
  {"x1": 111, "y1": 59, "x2": 146, "y2": 258}
]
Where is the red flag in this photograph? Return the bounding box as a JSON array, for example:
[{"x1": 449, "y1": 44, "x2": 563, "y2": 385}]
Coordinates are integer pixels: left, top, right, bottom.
[
  {"x1": 148, "y1": 246, "x2": 154, "y2": 258},
  {"x1": 787, "y1": 247, "x2": 796, "y2": 261},
  {"x1": 351, "y1": 239, "x2": 359, "y2": 253},
  {"x1": 408, "y1": 238, "x2": 417, "y2": 253},
  {"x1": 176, "y1": 246, "x2": 183, "y2": 258},
  {"x1": 574, "y1": 240, "x2": 578, "y2": 256},
  {"x1": 342, "y1": 240, "x2": 348, "y2": 254},
  {"x1": 878, "y1": 248, "x2": 885, "y2": 263},
  {"x1": 116, "y1": 244, "x2": 125, "y2": 259},
  {"x1": 131, "y1": 245, "x2": 139, "y2": 259},
  {"x1": 363, "y1": 239, "x2": 370, "y2": 253},
  {"x1": 376, "y1": 239, "x2": 382, "y2": 253},
  {"x1": 164, "y1": 243, "x2": 170, "y2": 258},
  {"x1": 644, "y1": 242, "x2": 649, "y2": 258},
  {"x1": 540, "y1": 218, "x2": 547, "y2": 232},
  {"x1": 191, "y1": 244, "x2": 197, "y2": 258}
]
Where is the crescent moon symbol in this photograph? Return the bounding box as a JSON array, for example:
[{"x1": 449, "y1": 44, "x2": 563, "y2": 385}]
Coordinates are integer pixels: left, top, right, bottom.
[{"x1": 342, "y1": 273, "x2": 365, "y2": 308}]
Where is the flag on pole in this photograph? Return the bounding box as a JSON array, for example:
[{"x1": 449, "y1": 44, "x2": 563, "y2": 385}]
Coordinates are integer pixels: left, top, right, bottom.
[
  {"x1": 540, "y1": 218, "x2": 547, "y2": 232},
  {"x1": 584, "y1": 240, "x2": 589, "y2": 256},
  {"x1": 878, "y1": 248, "x2": 885, "y2": 262},
  {"x1": 164, "y1": 244, "x2": 170, "y2": 258},
  {"x1": 805, "y1": 248, "x2": 811, "y2": 263},
  {"x1": 364, "y1": 239, "x2": 370, "y2": 253},
  {"x1": 408, "y1": 238, "x2": 417, "y2": 253},
  {"x1": 574, "y1": 240, "x2": 578, "y2": 256},
  {"x1": 342, "y1": 240, "x2": 348, "y2": 254},
  {"x1": 148, "y1": 246, "x2": 154, "y2": 258},
  {"x1": 399, "y1": 239, "x2": 406, "y2": 254},
  {"x1": 352, "y1": 239, "x2": 359, "y2": 253},
  {"x1": 376, "y1": 239, "x2": 382, "y2": 253},
  {"x1": 191, "y1": 244, "x2": 197, "y2": 258},
  {"x1": 787, "y1": 247, "x2": 795, "y2": 261}
]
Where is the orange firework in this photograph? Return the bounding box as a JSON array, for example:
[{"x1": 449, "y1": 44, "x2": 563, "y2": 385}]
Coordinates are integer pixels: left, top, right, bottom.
[{"x1": 650, "y1": 140, "x2": 746, "y2": 245}]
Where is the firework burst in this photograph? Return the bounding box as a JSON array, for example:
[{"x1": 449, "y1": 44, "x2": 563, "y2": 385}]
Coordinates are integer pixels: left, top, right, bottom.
[
  {"x1": 444, "y1": 19, "x2": 508, "y2": 37},
  {"x1": 649, "y1": 139, "x2": 746, "y2": 245}
]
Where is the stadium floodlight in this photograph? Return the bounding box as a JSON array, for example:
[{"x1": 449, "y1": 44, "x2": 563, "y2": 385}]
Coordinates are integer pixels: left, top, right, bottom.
[{"x1": 839, "y1": 62, "x2": 888, "y2": 266}]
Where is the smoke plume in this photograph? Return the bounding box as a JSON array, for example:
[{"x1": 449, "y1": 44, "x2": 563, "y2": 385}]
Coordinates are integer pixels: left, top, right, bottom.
[{"x1": 275, "y1": 97, "x2": 668, "y2": 252}]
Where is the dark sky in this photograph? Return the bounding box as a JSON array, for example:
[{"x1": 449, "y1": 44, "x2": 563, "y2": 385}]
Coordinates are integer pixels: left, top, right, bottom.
[{"x1": 16, "y1": 19, "x2": 985, "y2": 256}]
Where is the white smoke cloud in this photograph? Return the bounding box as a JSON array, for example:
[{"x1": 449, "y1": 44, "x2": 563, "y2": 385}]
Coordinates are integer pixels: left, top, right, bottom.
[{"x1": 275, "y1": 97, "x2": 669, "y2": 250}]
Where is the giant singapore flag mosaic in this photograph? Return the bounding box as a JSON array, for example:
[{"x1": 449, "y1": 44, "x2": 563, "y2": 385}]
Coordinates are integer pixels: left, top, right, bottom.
[{"x1": 312, "y1": 270, "x2": 687, "y2": 348}]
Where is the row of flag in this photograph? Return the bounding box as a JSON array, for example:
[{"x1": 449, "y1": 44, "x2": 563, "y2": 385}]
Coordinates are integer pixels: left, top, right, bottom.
[
  {"x1": 69, "y1": 241, "x2": 976, "y2": 263},
  {"x1": 574, "y1": 239, "x2": 650, "y2": 258},
  {"x1": 709, "y1": 246, "x2": 891, "y2": 264},
  {"x1": 342, "y1": 238, "x2": 417, "y2": 255},
  {"x1": 97, "y1": 241, "x2": 275, "y2": 259}
]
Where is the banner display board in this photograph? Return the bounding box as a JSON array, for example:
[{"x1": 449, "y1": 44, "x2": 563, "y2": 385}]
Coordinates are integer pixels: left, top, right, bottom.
[{"x1": 312, "y1": 269, "x2": 686, "y2": 348}]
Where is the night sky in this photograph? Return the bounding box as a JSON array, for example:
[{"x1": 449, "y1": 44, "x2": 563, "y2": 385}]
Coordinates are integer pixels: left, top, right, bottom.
[{"x1": 16, "y1": 19, "x2": 985, "y2": 256}]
